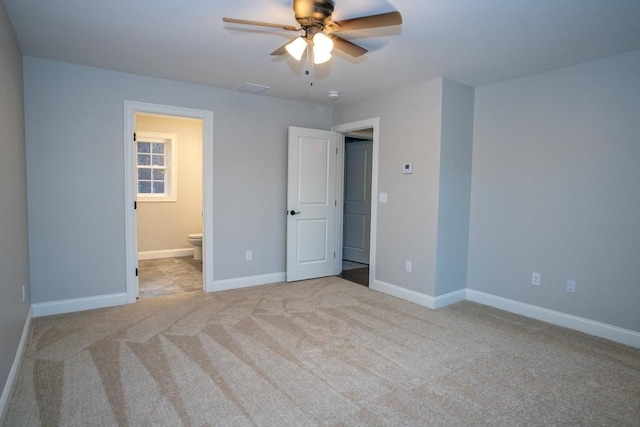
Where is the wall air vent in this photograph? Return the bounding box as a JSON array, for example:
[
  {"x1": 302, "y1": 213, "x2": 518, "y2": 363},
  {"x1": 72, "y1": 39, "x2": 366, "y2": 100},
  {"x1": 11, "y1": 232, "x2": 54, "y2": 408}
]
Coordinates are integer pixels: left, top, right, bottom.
[{"x1": 238, "y1": 83, "x2": 270, "y2": 94}]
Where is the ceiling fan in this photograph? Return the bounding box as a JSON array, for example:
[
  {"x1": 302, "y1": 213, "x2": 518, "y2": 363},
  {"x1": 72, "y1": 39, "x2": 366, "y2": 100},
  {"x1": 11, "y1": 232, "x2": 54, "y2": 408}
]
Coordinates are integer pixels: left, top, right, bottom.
[{"x1": 222, "y1": 0, "x2": 402, "y2": 65}]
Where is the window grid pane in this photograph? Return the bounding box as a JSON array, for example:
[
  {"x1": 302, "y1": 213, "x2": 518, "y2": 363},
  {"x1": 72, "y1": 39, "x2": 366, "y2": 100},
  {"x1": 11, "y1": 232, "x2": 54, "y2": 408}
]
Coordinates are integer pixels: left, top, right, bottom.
[
  {"x1": 136, "y1": 140, "x2": 168, "y2": 196},
  {"x1": 152, "y1": 154, "x2": 164, "y2": 166},
  {"x1": 138, "y1": 181, "x2": 151, "y2": 194},
  {"x1": 152, "y1": 182, "x2": 165, "y2": 194},
  {"x1": 152, "y1": 169, "x2": 164, "y2": 180},
  {"x1": 138, "y1": 168, "x2": 151, "y2": 180},
  {"x1": 137, "y1": 142, "x2": 150, "y2": 153},
  {"x1": 137, "y1": 154, "x2": 151, "y2": 166}
]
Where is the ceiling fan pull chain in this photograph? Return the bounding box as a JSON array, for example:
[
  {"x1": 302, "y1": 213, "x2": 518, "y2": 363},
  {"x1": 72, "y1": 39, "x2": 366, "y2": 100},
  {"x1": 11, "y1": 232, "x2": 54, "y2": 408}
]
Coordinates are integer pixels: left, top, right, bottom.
[{"x1": 305, "y1": 46, "x2": 314, "y2": 86}]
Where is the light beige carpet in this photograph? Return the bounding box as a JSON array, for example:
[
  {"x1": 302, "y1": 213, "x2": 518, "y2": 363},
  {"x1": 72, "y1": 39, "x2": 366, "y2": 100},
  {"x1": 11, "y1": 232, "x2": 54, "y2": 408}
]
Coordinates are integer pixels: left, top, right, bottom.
[{"x1": 3, "y1": 277, "x2": 639, "y2": 426}]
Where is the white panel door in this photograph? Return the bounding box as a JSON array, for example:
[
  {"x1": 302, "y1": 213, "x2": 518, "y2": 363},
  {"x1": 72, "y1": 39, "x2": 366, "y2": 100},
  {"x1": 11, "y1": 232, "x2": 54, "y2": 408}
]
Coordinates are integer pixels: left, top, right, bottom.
[
  {"x1": 343, "y1": 140, "x2": 372, "y2": 264},
  {"x1": 286, "y1": 127, "x2": 338, "y2": 282}
]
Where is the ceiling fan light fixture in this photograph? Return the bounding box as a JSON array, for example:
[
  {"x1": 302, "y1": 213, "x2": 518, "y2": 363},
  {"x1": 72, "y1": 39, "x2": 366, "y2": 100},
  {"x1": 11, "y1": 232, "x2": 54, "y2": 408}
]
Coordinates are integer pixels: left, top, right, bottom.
[
  {"x1": 285, "y1": 36, "x2": 307, "y2": 61},
  {"x1": 312, "y1": 32, "x2": 333, "y2": 64},
  {"x1": 312, "y1": 32, "x2": 334, "y2": 54},
  {"x1": 224, "y1": 4, "x2": 402, "y2": 64},
  {"x1": 313, "y1": 48, "x2": 332, "y2": 64}
]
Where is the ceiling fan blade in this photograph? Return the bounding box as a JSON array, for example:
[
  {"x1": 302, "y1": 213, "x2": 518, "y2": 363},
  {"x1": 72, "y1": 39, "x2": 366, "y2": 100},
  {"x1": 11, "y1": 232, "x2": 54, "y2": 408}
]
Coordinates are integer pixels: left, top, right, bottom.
[
  {"x1": 222, "y1": 17, "x2": 300, "y2": 32},
  {"x1": 332, "y1": 11, "x2": 402, "y2": 32},
  {"x1": 270, "y1": 37, "x2": 302, "y2": 56},
  {"x1": 330, "y1": 35, "x2": 368, "y2": 57}
]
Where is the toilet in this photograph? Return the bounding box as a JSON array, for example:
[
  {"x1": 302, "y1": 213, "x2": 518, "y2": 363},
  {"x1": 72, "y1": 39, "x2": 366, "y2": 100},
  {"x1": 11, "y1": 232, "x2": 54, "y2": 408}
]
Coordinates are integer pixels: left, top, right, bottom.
[{"x1": 188, "y1": 233, "x2": 202, "y2": 261}]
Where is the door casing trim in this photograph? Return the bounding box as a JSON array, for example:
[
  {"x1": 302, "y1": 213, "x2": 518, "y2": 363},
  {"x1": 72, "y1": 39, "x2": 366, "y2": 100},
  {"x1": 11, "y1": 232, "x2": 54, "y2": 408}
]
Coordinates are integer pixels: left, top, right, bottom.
[
  {"x1": 333, "y1": 118, "x2": 379, "y2": 286},
  {"x1": 124, "y1": 101, "x2": 214, "y2": 301}
]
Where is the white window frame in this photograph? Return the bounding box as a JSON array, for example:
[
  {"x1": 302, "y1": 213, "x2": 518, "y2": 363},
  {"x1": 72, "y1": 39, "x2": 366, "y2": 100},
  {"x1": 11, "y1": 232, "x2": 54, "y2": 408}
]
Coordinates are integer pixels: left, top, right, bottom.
[{"x1": 136, "y1": 131, "x2": 178, "y2": 202}]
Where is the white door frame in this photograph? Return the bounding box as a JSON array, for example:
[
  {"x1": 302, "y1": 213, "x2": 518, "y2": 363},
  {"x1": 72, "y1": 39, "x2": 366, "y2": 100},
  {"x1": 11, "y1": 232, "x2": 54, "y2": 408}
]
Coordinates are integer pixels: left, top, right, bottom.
[
  {"x1": 124, "y1": 101, "x2": 214, "y2": 302},
  {"x1": 333, "y1": 118, "x2": 379, "y2": 286},
  {"x1": 342, "y1": 138, "x2": 373, "y2": 265}
]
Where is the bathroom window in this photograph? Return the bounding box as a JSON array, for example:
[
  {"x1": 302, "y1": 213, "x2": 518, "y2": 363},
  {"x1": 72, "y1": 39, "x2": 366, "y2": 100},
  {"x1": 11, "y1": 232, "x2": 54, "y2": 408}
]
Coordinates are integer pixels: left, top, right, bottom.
[{"x1": 136, "y1": 131, "x2": 177, "y2": 202}]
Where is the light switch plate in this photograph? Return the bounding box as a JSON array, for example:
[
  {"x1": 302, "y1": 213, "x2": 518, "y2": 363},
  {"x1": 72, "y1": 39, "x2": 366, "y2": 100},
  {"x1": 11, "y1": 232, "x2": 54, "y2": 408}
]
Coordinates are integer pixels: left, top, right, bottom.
[{"x1": 379, "y1": 192, "x2": 388, "y2": 203}]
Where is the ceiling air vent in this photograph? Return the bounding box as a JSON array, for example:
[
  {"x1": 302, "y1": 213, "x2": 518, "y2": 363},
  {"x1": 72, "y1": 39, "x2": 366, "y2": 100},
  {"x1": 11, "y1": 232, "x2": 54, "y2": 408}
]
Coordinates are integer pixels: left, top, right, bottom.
[{"x1": 238, "y1": 83, "x2": 270, "y2": 94}]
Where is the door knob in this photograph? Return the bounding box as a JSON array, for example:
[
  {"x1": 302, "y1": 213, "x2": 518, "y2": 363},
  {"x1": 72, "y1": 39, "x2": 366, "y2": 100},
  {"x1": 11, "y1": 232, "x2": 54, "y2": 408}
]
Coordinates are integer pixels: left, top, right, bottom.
[{"x1": 289, "y1": 210, "x2": 301, "y2": 216}]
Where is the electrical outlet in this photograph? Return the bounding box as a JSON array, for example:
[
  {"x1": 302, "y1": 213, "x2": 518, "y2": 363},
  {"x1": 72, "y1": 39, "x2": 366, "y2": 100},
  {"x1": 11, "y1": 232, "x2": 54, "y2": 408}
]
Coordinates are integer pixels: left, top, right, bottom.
[
  {"x1": 405, "y1": 260, "x2": 412, "y2": 272},
  {"x1": 22, "y1": 284, "x2": 25, "y2": 302},
  {"x1": 531, "y1": 272, "x2": 541, "y2": 286},
  {"x1": 245, "y1": 250, "x2": 252, "y2": 261},
  {"x1": 566, "y1": 279, "x2": 576, "y2": 293}
]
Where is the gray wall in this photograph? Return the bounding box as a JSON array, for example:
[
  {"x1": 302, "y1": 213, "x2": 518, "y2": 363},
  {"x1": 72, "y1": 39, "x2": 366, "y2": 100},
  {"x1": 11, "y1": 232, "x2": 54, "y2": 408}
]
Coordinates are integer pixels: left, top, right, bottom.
[
  {"x1": 333, "y1": 78, "x2": 474, "y2": 298},
  {"x1": 336, "y1": 56, "x2": 639, "y2": 333},
  {"x1": 23, "y1": 57, "x2": 332, "y2": 303},
  {"x1": 0, "y1": 0, "x2": 31, "y2": 411},
  {"x1": 468, "y1": 50, "x2": 640, "y2": 331},
  {"x1": 334, "y1": 79, "x2": 444, "y2": 296},
  {"x1": 435, "y1": 79, "x2": 474, "y2": 296}
]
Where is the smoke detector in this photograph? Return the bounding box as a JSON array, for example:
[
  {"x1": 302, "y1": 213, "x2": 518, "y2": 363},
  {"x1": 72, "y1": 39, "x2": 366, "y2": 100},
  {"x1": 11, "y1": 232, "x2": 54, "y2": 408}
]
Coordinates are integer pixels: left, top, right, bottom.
[{"x1": 327, "y1": 90, "x2": 340, "y2": 100}]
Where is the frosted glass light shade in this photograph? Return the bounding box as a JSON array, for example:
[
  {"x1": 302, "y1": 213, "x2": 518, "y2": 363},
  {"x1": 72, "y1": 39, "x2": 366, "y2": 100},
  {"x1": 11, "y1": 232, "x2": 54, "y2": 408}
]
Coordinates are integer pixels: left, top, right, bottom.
[
  {"x1": 313, "y1": 48, "x2": 332, "y2": 64},
  {"x1": 312, "y1": 32, "x2": 333, "y2": 64},
  {"x1": 286, "y1": 37, "x2": 307, "y2": 61},
  {"x1": 312, "y1": 33, "x2": 333, "y2": 54}
]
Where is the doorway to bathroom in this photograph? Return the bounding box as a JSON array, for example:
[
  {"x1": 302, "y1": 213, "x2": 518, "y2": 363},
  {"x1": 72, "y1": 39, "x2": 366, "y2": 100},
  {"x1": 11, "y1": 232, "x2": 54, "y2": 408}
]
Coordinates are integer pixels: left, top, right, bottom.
[
  {"x1": 124, "y1": 101, "x2": 214, "y2": 302},
  {"x1": 135, "y1": 113, "x2": 203, "y2": 298}
]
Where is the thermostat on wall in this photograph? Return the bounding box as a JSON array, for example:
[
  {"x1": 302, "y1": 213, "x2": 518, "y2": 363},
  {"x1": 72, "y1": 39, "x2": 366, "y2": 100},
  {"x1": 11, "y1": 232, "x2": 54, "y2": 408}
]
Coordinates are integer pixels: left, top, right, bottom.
[{"x1": 403, "y1": 163, "x2": 413, "y2": 174}]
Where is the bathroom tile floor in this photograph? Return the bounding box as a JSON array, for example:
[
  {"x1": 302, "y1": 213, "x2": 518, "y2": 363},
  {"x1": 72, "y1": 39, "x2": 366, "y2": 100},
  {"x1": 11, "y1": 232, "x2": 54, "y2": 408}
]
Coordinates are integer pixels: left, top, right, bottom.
[
  {"x1": 138, "y1": 258, "x2": 364, "y2": 298},
  {"x1": 138, "y1": 256, "x2": 202, "y2": 299}
]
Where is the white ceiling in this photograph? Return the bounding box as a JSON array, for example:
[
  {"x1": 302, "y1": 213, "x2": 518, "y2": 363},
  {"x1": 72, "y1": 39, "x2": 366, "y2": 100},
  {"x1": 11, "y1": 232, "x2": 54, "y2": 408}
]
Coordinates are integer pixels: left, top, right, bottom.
[{"x1": 4, "y1": 0, "x2": 640, "y2": 106}]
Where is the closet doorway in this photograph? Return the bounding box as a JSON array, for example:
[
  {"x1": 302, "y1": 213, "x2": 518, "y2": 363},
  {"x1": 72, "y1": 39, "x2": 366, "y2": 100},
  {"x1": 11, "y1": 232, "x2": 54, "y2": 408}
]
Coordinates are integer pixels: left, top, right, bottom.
[{"x1": 341, "y1": 130, "x2": 373, "y2": 287}]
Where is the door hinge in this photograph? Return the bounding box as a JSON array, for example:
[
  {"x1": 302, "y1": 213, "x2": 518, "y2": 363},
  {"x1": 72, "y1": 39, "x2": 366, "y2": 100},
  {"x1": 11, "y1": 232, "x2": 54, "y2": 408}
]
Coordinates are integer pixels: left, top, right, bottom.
[
  {"x1": 135, "y1": 268, "x2": 138, "y2": 277},
  {"x1": 133, "y1": 132, "x2": 136, "y2": 142},
  {"x1": 134, "y1": 201, "x2": 137, "y2": 210},
  {"x1": 336, "y1": 147, "x2": 338, "y2": 154},
  {"x1": 333, "y1": 251, "x2": 336, "y2": 258},
  {"x1": 335, "y1": 200, "x2": 337, "y2": 207}
]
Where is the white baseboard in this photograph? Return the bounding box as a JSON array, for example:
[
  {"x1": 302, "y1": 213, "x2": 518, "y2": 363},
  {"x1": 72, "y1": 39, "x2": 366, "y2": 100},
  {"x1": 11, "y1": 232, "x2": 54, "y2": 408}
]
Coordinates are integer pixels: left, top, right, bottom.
[
  {"x1": 212, "y1": 272, "x2": 285, "y2": 292},
  {"x1": 372, "y1": 279, "x2": 438, "y2": 308},
  {"x1": 371, "y1": 280, "x2": 465, "y2": 309},
  {"x1": 370, "y1": 280, "x2": 639, "y2": 348},
  {"x1": 433, "y1": 288, "x2": 467, "y2": 308},
  {"x1": 32, "y1": 292, "x2": 128, "y2": 318},
  {"x1": 138, "y1": 248, "x2": 194, "y2": 260},
  {"x1": 30, "y1": 271, "x2": 284, "y2": 317},
  {"x1": 466, "y1": 289, "x2": 640, "y2": 348},
  {"x1": 0, "y1": 306, "x2": 32, "y2": 421}
]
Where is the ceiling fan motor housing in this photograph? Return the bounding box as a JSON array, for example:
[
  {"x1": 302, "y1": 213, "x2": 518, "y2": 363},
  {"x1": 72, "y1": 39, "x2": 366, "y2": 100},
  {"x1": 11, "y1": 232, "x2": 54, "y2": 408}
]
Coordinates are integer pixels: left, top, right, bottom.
[
  {"x1": 224, "y1": 0, "x2": 400, "y2": 59},
  {"x1": 293, "y1": 0, "x2": 335, "y2": 28}
]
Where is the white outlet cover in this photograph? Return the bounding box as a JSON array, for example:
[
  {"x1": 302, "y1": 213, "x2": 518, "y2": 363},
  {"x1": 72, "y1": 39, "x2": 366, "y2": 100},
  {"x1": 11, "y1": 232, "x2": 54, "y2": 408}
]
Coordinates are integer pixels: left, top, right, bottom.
[{"x1": 531, "y1": 273, "x2": 541, "y2": 286}]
